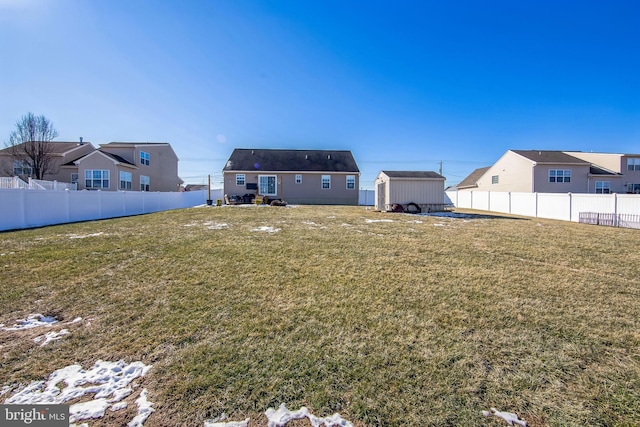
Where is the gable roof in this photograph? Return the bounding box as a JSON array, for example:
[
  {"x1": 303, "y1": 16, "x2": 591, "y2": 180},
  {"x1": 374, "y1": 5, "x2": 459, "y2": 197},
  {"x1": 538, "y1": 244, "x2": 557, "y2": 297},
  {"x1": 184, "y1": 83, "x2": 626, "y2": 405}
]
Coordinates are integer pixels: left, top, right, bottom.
[
  {"x1": 381, "y1": 170, "x2": 444, "y2": 179},
  {"x1": 0, "y1": 141, "x2": 91, "y2": 155},
  {"x1": 223, "y1": 149, "x2": 359, "y2": 173},
  {"x1": 72, "y1": 150, "x2": 136, "y2": 167},
  {"x1": 99, "y1": 142, "x2": 179, "y2": 160},
  {"x1": 511, "y1": 150, "x2": 590, "y2": 164},
  {"x1": 456, "y1": 166, "x2": 490, "y2": 189}
]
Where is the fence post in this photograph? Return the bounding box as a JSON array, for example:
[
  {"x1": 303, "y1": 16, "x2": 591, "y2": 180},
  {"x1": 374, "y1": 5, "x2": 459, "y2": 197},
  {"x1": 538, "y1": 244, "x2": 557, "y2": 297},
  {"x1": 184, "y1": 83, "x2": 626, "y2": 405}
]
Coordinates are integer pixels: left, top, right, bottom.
[
  {"x1": 487, "y1": 191, "x2": 491, "y2": 212},
  {"x1": 614, "y1": 193, "x2": 618, "y2": 227},
  {"x1": 568, "y1": 192, "x2": 572, "y2": 222},
  {"x1": 508, "y1": 192, "x2": 511, "y2": 214},
  {"x1": 535, "y1": 192, "x2": 538, "y2": 218}
]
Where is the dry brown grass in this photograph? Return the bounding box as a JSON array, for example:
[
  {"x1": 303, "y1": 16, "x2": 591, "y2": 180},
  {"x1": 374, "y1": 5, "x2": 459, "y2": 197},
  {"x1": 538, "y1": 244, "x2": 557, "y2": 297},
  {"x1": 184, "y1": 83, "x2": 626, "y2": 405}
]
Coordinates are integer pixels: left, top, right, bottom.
[{"x1": 1, "y1": 205, "x2": 639, "y2": 426}]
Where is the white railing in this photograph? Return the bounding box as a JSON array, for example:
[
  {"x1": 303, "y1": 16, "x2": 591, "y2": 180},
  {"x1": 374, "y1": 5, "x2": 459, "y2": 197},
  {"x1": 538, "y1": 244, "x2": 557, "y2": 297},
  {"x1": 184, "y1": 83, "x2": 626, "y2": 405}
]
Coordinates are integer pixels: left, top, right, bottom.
[
  {"x1": 0, "y1": 177, "x2": 77, "y2": 190},
  {"x1": 30, "y1": 179, "x2": 77, "y2": 191}
]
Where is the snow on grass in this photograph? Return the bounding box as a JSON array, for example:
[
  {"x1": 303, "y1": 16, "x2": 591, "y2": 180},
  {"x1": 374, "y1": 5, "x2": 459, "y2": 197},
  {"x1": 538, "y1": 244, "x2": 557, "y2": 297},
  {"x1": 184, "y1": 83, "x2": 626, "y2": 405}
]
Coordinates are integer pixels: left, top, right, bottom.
[
  {"x1": 68, "y1": 232, "x2": 105, "y2": 239},
  {"x1": 251, "y1": 226, "x2": 280, "y2": 233},
  {"x1": 482, "y1": 408, "x2": 527, "y2": 426},
  {"x1": 33, "y1": 329, "x2": 69, "y2": 346},
  {"x1": 365, "y1": 219, "x2": 393, "y2": 223},
  {"x1": 4, "y1": 360, "x2": 153, "y2": 426},
  {"x1": 204, "y1": 414, "x2": 250, "y2": 427},
  {"x1": 265, "y1": 403, "x2": 353, "y2": 427},
  {"x1": 2, "y1": 313, "x2": 58, "y2": 330}
]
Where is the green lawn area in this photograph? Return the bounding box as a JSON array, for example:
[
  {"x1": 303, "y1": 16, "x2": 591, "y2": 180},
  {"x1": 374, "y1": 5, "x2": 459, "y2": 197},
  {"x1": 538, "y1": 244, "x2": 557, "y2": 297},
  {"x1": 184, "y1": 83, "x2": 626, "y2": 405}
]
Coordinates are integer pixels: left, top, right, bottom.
[{"x1": 1, "y1": 205, "x2": 639, "y2": 426}]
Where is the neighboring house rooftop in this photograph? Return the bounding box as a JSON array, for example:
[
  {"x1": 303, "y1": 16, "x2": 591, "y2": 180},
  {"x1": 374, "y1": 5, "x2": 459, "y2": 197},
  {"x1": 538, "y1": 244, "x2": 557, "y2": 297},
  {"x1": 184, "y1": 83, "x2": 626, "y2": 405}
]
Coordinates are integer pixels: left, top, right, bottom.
[
  {"x1": 223, "y1": 149, "x2": 360, "y2": 173},
  {"x1": 381, "y1": 171, "x2": 444, "y2": 179},
  {"x1": 512, "y1": 150, "x2": 591, "y2": 164},
  {"x1": 0, "y1": 141, "x2": 91, "y2": 155},
  {"x1": 456, "y1": 166, "x2": 490, "y2": 189},
  {"x1": 589, "y1": 165, "x2": 622, "y2": 176}
]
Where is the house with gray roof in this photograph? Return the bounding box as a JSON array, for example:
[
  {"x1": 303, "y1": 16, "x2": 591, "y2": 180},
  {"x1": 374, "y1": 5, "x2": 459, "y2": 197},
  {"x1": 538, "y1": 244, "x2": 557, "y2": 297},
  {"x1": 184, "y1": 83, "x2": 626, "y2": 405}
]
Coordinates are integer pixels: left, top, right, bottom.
[
  {"x1": 457, "y1": 150, "x2": 633, "y2": 194},
  {"x1": 222, "y1": 149, "x2": 360, "y2": 205}
]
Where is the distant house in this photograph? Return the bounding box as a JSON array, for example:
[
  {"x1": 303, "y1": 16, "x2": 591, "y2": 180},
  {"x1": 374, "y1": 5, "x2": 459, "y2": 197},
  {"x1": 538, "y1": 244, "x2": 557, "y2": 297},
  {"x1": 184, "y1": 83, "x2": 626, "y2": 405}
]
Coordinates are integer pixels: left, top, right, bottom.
[
  {"x1": 374, "y1": 170, "x2": 446, "y2": 212},
  {"x1": 222, "y1": 149, "x2": 360, "y2": 205},
  {"x1": 73, "y1": 142, "x2": 183, "y2": 192},
  {"x1": 0, "y1": 140, "x2": 95, "y2": 183},
  {"x1": 457, "y1": 150, "x2": 636, "y2": 194}
]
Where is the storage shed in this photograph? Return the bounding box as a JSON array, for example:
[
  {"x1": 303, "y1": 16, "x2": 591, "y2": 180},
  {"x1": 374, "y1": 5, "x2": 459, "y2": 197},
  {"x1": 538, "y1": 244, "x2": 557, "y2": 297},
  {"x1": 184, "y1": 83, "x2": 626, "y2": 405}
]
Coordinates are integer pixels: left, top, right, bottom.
[{"x1": 374, "y1": 170, "x2": 446, "y2": 213}]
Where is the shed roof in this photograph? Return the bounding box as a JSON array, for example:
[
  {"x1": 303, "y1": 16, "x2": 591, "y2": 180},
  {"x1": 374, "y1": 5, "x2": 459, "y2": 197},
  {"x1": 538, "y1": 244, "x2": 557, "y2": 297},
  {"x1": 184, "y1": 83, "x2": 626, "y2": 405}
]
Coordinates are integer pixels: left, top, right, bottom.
[
  {"x1": 381, "y1": 170, "x2": 444, "y2": 179},
  {"x1": 223, "y1": 149, "x2": 359, "y2": 173}
]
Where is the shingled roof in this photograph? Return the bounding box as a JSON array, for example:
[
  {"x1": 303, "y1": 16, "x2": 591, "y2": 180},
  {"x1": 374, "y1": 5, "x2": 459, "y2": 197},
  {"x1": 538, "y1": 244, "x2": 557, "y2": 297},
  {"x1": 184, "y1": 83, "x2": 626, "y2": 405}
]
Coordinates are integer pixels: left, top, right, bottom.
[
  {"x1": 381, "y1": 171, "x2": 444, "y2": 179},
  {"x1": 511, "y1": 150, "x2": 590, "y2": 164},
  {"x1": 456, "y1": 166, "x2": 490, "y2": 189},
  {"x1": 223, "y1": 149, "x2": 359, "y2": 173}
]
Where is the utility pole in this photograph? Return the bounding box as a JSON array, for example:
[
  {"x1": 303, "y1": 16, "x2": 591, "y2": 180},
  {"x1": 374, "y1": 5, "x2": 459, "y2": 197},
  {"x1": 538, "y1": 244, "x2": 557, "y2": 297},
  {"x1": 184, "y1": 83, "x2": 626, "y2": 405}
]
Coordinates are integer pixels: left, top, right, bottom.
[{"x1": 439, "y1": 161, "x2": 443, "y2": 176}]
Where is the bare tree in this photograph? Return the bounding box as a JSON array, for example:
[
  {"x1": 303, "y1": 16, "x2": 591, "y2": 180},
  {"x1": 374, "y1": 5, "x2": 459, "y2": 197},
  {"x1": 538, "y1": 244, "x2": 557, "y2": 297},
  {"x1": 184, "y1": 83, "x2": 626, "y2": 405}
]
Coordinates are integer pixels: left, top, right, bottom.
[{"x1": 5, "y1": 112, "x2": 59, "y2": 179}]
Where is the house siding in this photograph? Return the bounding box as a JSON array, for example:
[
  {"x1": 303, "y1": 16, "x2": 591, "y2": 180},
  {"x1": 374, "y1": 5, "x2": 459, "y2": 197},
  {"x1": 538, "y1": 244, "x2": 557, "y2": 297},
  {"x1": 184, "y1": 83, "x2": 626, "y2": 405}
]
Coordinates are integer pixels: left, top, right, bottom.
[
  {"x1": 224, "y1": 171, "x2": 359, "y2": 205},
  {"x1": 475, "y1": 151, "x2": 534, "y2": 192}
]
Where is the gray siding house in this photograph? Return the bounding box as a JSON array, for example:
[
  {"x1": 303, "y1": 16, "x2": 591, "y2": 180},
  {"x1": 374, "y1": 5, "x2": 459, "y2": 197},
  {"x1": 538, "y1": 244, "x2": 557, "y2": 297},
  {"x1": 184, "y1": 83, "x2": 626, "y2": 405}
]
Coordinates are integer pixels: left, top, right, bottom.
[{"x1": 223, "y1": 149, "x2": 360, "y2": 205}]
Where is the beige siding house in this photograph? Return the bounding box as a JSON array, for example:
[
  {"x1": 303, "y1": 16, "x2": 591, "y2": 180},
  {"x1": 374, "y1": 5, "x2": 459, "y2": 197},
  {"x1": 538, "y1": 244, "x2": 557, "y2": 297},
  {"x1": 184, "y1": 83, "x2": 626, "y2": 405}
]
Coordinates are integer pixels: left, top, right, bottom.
[
  {"x1": 223, "y1": 149, "x2": 360, "y2": 205},
  {"x1": 459, "y1": 150, "x2": 627, "y2": 194},
  {"x1": 0, "y1": 141, "x2": 95, "y2": 183},
  {"x1": 374, "y1": 171, "x2": 446, "y2": 212}
]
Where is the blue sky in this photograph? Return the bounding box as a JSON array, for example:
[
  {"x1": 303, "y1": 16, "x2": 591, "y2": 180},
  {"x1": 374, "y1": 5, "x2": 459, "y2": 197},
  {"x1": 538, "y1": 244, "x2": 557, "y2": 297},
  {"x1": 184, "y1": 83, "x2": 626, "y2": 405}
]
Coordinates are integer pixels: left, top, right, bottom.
[{"x1": 1, "y1": 0, "x2": 638, "y2": 188}]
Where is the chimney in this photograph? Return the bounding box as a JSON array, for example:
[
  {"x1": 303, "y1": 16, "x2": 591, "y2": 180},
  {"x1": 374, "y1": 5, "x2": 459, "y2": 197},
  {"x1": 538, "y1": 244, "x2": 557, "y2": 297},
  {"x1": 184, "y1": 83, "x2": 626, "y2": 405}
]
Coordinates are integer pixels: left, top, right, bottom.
[{"x1": 79, "y1": 137, "x2": 83, "y2": 145}]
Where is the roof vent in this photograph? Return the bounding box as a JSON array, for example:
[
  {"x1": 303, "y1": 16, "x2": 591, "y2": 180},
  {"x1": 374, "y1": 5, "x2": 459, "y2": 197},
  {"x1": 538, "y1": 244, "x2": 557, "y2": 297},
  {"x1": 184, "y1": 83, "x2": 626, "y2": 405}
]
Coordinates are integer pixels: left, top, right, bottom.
[
  {"x1": 327, "y1": 154, "x2": 331, "y2": 160},
  {"x1": 305, "y1": 155, "x2": 308, "y2": 160},
  {"x1": 251, "y1": 150, "x2": 255, "y2": 155},
  {"x1": 79, "y1": 137, "x2": 83, "y2": 145}
]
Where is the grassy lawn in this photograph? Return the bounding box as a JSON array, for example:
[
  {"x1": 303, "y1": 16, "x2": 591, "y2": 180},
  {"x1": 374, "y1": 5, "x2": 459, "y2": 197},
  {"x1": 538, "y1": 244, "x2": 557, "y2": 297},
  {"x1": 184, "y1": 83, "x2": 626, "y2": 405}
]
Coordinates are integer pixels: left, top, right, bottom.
[{"x1": 1, "y1": 205, "x2": 639, "y2": 426}]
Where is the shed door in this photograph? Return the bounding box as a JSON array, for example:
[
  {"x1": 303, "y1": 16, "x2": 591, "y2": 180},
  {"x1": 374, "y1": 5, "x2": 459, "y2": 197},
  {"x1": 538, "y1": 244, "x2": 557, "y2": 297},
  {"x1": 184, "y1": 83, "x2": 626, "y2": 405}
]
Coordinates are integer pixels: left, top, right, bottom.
[{"x1": 377, "y1": 182, "x2": 386, "y2": 210}]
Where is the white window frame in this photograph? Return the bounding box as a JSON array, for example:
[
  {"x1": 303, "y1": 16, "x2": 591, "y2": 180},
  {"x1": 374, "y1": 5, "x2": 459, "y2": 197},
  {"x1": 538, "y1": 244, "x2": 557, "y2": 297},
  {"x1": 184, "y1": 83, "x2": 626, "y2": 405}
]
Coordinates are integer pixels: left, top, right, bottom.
[
  {"x1": 236, "y1": 174, "x2": 245, "y2": 186},
  {"x1": 13, "y1": 160, "x2": 32, "y2": 176},
  {"x1": 629, "y1": 183, "x2": 640, "y2": 194},
  {"x1": 549, "y1": 169, "x2": 571, "y2": 183},
  {"x1": 321, "y1": 175, "x2": 331, "y2": 189},
  {"x1": 120, "y1": 171, "x2": 133, "y2": 190},
  {"x1": 595, "y1": 181, "x2": 610, "y2": 194},
  {"x1": 71, "y1": 173, "x2": 78, "y2": 184},
  {"x1": 85, "y1": 170, "x2": 110, "y2": 189},
  {"x1": 346, "y1": 175, "x2": 355, "y2": 190},
  {"x1": 140, "y1": 151, "x2": 150, "y2": 166},
  {"x1": 140, "y1": 175, "x2": 150, "y2": 191},
  {"x1": 258, "y1": 175, "x2": 277, "y2": 196},
  {"x1": 627, "y1": 158, "x2": 640, "y2": 171},
  {"x1": 295, "y1": 174, "x2": 302, "y2": 184}
]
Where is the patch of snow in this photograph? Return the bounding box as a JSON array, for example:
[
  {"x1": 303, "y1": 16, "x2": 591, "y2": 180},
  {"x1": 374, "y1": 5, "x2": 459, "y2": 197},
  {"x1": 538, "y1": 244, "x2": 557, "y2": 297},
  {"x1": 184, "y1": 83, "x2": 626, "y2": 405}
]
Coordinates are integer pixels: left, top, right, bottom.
[
  {"x1": 4, "y1": 360, "x2": 153, "y2": 425},
  {"x1": 3, "y1": 314, "x2": 58, "y2": 331},
  {"x1": 34, "y1": 329, "x2": 69, "y2": 346},
  {"x1": 67, "y1": 317, "x2": 83, "y2": 324},
  {"x1": 205, "y1": 413, "x2": 250, "y2": 427},
  {"x1": 340, "y1": 223, "x2": 351, "y2": 227},
  {"x1": 365, "y1": 219, "x2": 393, "y2": 223},
  {"x1": 69, "y1": 232, "x2": 105, "y2": 239},
  {"x1": 433, "y1": 223, "x2": 445, "y2": 227},
  {"x1": 407, "y1": 220, "x2": 423, "y2": 224},
  {"x1": 265, "y1": 403, "x2": 353, "y2": 427},
  {"x1": 251, "y1": 226, "x2": 280, "y2": 233},
  {"x1": 208, "y1": 223, "x2": 229, "y2": 230},
  {"x1": 128, "y1": 389, "x2": 155, "y2": 427},
  {"x1": 482, "y1": 407, "x2": 527, "y2": 426},
  {"x1": 111, "y1": 401, "x2": 129, "y2": 411}
]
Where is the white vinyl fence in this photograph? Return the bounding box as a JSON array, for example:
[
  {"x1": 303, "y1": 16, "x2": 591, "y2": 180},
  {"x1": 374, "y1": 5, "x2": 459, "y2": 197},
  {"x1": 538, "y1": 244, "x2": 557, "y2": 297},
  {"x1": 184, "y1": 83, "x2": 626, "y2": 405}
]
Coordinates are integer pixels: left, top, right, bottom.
[
  {"x1": 0, "y1": 189, "x2": 217, "y2": 231},
  {"x1": 446, "y1": 190, "x2": 640, "y2": 226}
]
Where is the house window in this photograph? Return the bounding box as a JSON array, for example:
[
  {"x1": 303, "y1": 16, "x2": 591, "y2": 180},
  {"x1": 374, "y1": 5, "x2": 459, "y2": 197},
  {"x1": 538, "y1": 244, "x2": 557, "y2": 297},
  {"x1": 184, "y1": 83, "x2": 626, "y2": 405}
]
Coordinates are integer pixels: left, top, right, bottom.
[
  {"x1": 549, "y1": 169, "x2": 571, "y2": 183},
  {"x1": 120, "y1": 171, "x2": 132, "y2": 190},
  {"x1": 13, "y1": 160, "x2": 32, "y2": 176},
  {"x1": 295, "y1": 174, "x2": 302, "y2": 184},
  {"x1": 140, "y1": 151, "x2": 150, "y2": 166},
  {"x1": 491, "y1": 175, "x2": 499, "y2": 184},
  {"x1": 627, "y1": 158, "x2": 640, "y2": 171},
  {"x1": 321, "y1": 175, "x2": 331, "y2": 189},
  {"x1": 236, "y1": 174, "x2": 245, "y2": 186},
  {"x1": 595, "y1": 181, "x2": 610, "y2": 194},
  {"x1": 627, "y1": 183, "x2": 640, "y2": 194},
  {"x1": 346, "y1": 175, "x2": 355, "y2": 189},
  {"x1": 140, "y1": 175, "x2": 150, "y2": 191},
  {"x1": 85, "y1": 170, "x2": 110, "y2": 189},
  {"x1": 71, "y1": 173, "x2": 78, "y2": 184},
  {"x1": 259, "y1": 175, "x2": 277, "y2": 195}
]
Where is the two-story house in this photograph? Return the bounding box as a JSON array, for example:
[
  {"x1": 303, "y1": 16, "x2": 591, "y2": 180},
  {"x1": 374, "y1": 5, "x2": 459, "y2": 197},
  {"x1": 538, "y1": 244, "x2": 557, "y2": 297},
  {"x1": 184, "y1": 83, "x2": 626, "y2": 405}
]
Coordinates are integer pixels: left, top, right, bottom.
[
  {"x1": 223, "y1": 149, "x2": 360, "y2": 205},
  {"x1": 457, "y1": 150, "x2": 632, "y2": 194}
]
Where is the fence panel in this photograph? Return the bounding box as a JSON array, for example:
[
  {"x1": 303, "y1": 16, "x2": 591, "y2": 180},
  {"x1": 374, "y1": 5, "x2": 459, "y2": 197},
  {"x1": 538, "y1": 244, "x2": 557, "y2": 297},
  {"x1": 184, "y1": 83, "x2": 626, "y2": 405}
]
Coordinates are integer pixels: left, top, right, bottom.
[
  {"x1": 1, "y1": 189, "x2": 209, "y2": 231},
  {"x1": 536, "y1": 193, "x2": 571, "y2": 221},
  {"x1": 509, "y1": 193, "x2": 536, "y2": 217},
  {"x1": 617, "y1": 195, "x2": 640, "y2": 216},
  {"x1": 490, "y1": 192, "x2": 511, "y2": 214}
]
